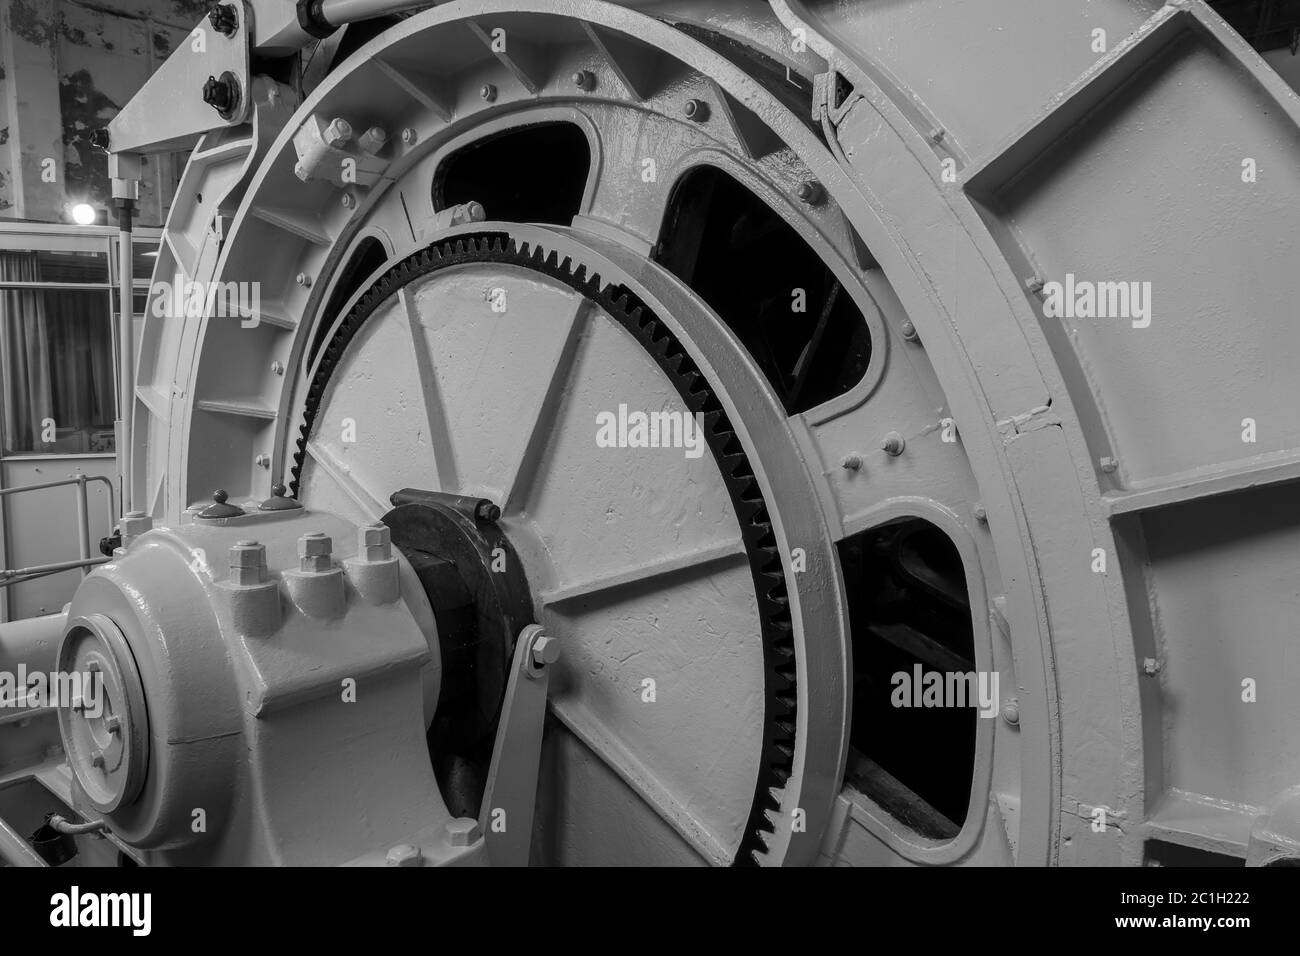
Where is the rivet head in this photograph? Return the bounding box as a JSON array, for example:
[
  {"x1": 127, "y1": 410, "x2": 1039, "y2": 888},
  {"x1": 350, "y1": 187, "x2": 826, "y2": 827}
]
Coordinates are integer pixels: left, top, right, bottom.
[
  {"x1": 1001, "y1": 699, "x2": 1020, "y2": 725},
  {"x1": 684, "y1": 98, "x2": 708, "y2": 121},
  {"x1": 901, "y1": 320, "x2": 919, "y2": 342}
]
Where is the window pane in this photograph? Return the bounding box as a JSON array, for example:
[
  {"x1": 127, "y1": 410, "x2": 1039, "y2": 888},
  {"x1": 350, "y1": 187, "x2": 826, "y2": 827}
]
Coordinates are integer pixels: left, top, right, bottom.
[
  {"x1": 34, "y1": 249, "x2": 108, "y2": 284},
  {"x1": 133, "y1": 238, "x2": 160, "y2": 282},
  {"x1": 1, "y1": 283, "x2": 116, "y2": 455}
]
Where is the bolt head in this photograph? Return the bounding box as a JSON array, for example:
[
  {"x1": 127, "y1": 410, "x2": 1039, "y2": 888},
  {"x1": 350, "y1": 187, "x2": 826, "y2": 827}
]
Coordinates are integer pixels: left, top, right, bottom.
[
  {"x1": 385, "y1": 844, "x2": 423, "y2": 867},
  {"x1": 323, "y1": 117, "x2": 353, "y2": 147},
  {"x1": 900, "y1": 320, "x2": 918, "y2": 341},
  {"x1": 881, "y1": 432, "x2": 906, "y2": 456},
  {"x1": 480, "y1": 83, "x2": 497, "y2": 102},
  {"x1": 360, "y1": 523, "x2": 392, "y2": 562},
  {"x1": 229, "y1": 540, "x2": 267, "y2": 586},
  {"x1": 341, "y1": 193, "x2": 355, "y2": 209},
  {"x1": 1143, "y1": 657, "x2": 1161, "y2": 676},
  {"x1": 684, "y1": 98, "x2": 707, "y2": 120},
  {"x1": 973, "y1": 504, "x2": 988, "y2": 523},
  {"x1": 474, "y1": 500, "x2": 501, "y2": 523},
  {"x1": 531, "y1": 633, "x2": 560, "y2": 667},
  {"x1": 401, "y1": 127, "x2": 417, "y2": 144},
  {"x1": 296, "y1": 272, "x2": 311, "y2": 287},
  {"x1": 1001, "y1": 699, "x2": 1020, "y2": 725},
  {"x1": 271, "y1": 361, "x2": 284, "y2": 375},
  {"x1": 121, "y1": 511, "x2": 152, "y2": 537},
  {"x1": 841, "y1": 454, "x2": 863, "y2": 472},
  {"x1": 572, "y1": 70, "x2": 595, "y2": 91},
  {"x1": 1099, "y1": 456, "x2": 1119, "y2": 474},
  {"x1": 298, "y1": 533, "x2": 332, "y2": 556},
  {"x1": 446, "y1": 817, "x2": 482, "y2": 847}
]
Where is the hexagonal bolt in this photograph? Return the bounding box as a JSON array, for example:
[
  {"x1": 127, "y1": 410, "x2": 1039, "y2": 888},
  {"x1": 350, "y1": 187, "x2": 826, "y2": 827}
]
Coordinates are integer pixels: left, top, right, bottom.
[
  {"x1": 881, "y1": 432, "x2": 906, "y2": 457},
  {"x1": 401, "y1": 127, "x2": 417, "y2": 145},
  {"x1": 1099, "y1": 456, "x2": 1119, "y2": 474},
  {"x1": 358, "y1": 126, "x2": 388, "y2": 155},
  {"x1": 972, "y1": 503, "x2": 988, "y2": 524},
  {"x1": 323, "y1": 117, "x2": 354, "y2": 148},
  {"x1": 1142, "y1": 657, "x2": 1162, "y2": 676},
  {"x1": 474, "y1": 500, "x2": 501, "y2": 523},
  {"x1": 90, "y1": 750, "x2": 105, "y2": 770},
  {"x1": 298, "y1": 533, "x2": 333, "y2": 573},
  {"x1": 296, "y1": 272, "x2": 312, "y2": 288},
  {"x1": 1000, "y1": 698, "x2": 1020, "y2": 726},
  {"x1": 531, "y1": 634, "x2": 560, "y2": 669},
  {"x1": 271, "y1": 361, "x2": 284, "y2": 376},
  {"x1": 229, "y1": 540, "x2": 268, "y2": 587},
  {"x1": 120, "y1": 511, "x2": 152, "y2": 540},
  {"x1": 900, "y1": 320, "x2": 919, "y2": 342},
  {"x1": 841, "y1": 454, "x2": 864, "y2": 472},
  {"x1": 572, "y1": 69, "x2": 596, "y2": 91},
  {"x1": 341, "y1": 193, "x2": 355, "y2": 209},
  {"x1": 359, "y1": 523, "x2": 392, "y2": 562},
  {"x1": 480, "y1": 83, "x2": 498, "y2": 102},
  {"x1": 684, "y1": 98, "x2": 708, "y2": 121},
  {"x1": 207, "y1": 3, "x2": 237, "y2": 37},
  {"x1": 104, "y1": 714, "x2": 121, "y2": 735},
  {"x1": 385, "y1": 844, "x2": 423, "y2": 867},
  {"x1": 255, "y1": 454, "x2": 271, "y2": 469},
  {"x1": 446, "y1": 817, "x2": 482, "y2": 847}
]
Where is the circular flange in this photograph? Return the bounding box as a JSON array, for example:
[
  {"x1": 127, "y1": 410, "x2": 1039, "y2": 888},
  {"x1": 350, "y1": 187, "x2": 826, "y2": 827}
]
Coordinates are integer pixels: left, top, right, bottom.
[{"x1": 56, "y1": 614, "x2": 150, "y2": 813}]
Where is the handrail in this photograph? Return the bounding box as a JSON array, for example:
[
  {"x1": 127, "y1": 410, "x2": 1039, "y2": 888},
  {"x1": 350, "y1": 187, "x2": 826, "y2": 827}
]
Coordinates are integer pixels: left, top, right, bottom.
[{"x1": 0, "y1": 474, "x2": 116, "y2": 588}]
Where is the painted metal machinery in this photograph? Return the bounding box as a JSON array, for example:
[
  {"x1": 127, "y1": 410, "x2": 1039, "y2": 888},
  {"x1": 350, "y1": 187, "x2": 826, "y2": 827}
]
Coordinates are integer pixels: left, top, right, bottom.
[{"x1": 1, "y1": 0, "x2": 1299, "y2": 867}]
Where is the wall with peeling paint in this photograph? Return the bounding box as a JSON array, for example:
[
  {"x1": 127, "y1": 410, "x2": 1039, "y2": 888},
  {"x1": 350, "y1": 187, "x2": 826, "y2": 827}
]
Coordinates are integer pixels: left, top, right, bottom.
[{"x1": 0, "y1": 0, "x2": 203, "y2": 225}]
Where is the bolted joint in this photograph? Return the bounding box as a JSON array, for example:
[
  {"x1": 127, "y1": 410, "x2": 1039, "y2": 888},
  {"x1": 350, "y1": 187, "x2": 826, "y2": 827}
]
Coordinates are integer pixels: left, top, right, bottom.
[
  {"x1": 201, "y1": 72, "x2": 240, "y2": 120},
  {"x1": 323, "y1": 117, "x2": 354, "y2": 148},
  {"x1": 228, "y1": 541, "x2": 267, "y2": 587},
  {"x1": 298, "y1": 532, "x2": 333, "y2": 573},
  {"x1": 359, "y1": 523, "x2": 392, "y2": 562},
  {"x1": 120, "y1": 511, "x2": 152, "y2": 545},
  {"x1": 207, "y1": 2, "x2": 238, "y2": 37}
]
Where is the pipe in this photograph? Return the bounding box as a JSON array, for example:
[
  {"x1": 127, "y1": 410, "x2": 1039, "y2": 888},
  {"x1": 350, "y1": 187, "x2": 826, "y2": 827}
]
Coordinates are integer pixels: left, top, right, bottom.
[
  {"x1": 0, "y1": 557, "x2": 110, "y2": 583},
  {"x1": 116, "y1": 198, "x2": 135, "y2": 517},
  {"x1": 73, "y1": 475, "x2": 90, "y2": 578},
  {"x1": 314, "y1": 0, "x2": 433, "y2": 31}
]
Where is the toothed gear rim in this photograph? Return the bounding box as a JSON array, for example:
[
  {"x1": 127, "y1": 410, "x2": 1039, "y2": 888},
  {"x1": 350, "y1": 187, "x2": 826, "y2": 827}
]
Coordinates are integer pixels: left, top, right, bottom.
[{"x1": 289, "y1": 234, "x2": 798, "y2": 866}]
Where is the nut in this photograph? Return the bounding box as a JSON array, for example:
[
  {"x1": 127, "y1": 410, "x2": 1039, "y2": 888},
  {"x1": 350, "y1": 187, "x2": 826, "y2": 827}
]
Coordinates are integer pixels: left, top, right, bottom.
[
  {"x1": 446, "y1": 817, "x2": 482, "y2": 847},
  {"x1": 323, "y1": 117, "x2": 354, "y2": 147},
  {"x1": 385, "y1": 844, "x2": 423, "y2": 867},
  {"x1": 298, "y1": 532, "x2": 332, "y2": 573},
  {"x1": 480, "y1": 83, "x2": 497, "y2": 102},
  {"x1": 359, "y1": 523, "x2": 392, "y2": 562},
  {"x1": 120, "y1": 511, "x2": 152, "y2": 539},
  {"x1": 531, "y1": 634, "x2": 560, "y2": 668},
  {"x1": 228, "y1": 540, "x2": 267, "y2": 587}
]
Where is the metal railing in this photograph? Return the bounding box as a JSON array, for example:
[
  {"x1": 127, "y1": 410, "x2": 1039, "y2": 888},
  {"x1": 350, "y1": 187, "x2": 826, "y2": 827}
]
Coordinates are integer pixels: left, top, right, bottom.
[{"x1": 0, "y1": 474, "x2": 116, "y2": 588}]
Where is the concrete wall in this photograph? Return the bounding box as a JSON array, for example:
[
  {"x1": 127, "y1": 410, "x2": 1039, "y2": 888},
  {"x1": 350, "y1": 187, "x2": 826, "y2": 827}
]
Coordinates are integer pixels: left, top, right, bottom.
[{"x1": 0, "y1": 0, "x2": 207, "y2": 225}]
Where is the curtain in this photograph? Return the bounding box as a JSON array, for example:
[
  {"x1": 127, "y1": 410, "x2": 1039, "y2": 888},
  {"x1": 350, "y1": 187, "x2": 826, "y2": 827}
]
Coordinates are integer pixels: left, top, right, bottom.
[
  {"x1": 0, "y1": 252, "x2": 53, "y2": 453},
  {"x1": 0, "y1": 251, "x2": 115, "y2": 454}
]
